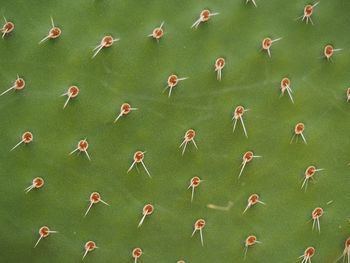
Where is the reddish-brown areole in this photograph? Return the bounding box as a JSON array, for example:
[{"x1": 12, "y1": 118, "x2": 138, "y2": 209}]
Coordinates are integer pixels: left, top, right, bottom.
[
  {"x1": 168, "y1": 74, "x2": 178, "y2": 87},
  {"x1": 345, "y1": 237, "x2": 350, "y2": 248},
  {"x1": 15, "y1": 78, "x2": 25, "y2": 90},
  {"x1": 128, "y1": 150, "x2": 150, "y2": 177},
  {"x1": 70, "y1": 139, "x2": 91, "y2": 160},
  {"x1": 243, "y1": 194, "x2": 264, "y2": 213},
  {"x1": 281, "y1": 78, "x2": 290, "y2": 89},
  {"x1": 22, "y1": 132, "x2": 33, "y2": 143},
  {"x1": 33, "y1": 177, "x2": 44, "y2": 188},
  {"x1": 50, "y1": 27, "x2": 61, "y2": 39},
  {"x1": 85, "y1": 241, "x2": 97, "y2": 251},
  {"x1": 245, "y1": 235, "x2": 257, "y2": 246},
  {"x1": 90, "y1": 192, "x2": 101, "y2": 203},
  {"x1": 304, "y1": 5, "x2": 313, "y2": 17},
  {"x1": 152, "y1": 27, "x2": 164, "y2": 39},
  {"x1": 279, "y1": 77, "x2": 294, "y2": 103},
  {"x1": 2, "y1": 21, "x2": 15, "y2": 34},
  {"x1": 304, "y1": 247, "x2": 316, "y2": 257},
  {"x1": 62, "y1": 86, "x2": 79, "y2": 109},
  {"x1": 114, "y1": 103, "x2": 137, "y2": 123},
  {"x1": 215, "y1": 58, "x2": 225, "y2": 68},
  {"x1": 312, "y1": 207, "x2": 324, "y2": 219},
  {"x1": 102, "y1": 36, "x2": 114, "y2": 47},
  {"x1": 134, "y1": 151, "x2": 144, "y2": 163},
  {"x1": 91, "y1": 35, "x2": 118, "y2": 58},
  {"x1": 195, "y1": 219, "x2": 206, "y2": 229},
  {"x1": 262, "y1": 38, "x2": 272, "y2": 49},
  {"x1": 38, "y1": 18, "x2": 61, "y2": 44},
  {"x1": 34, "y1": 225, "x2": 57, "y2": 248},
  {"x1": 143, "y1": 204, "x2": 154, "y2": 215},
  {"x1": 179, "y1": 129, "x2": 197, "y2": 155},
  {"x1": 84, "y1": 192, "x2": 109, "y2": 217},
  {"x1": 132, "y1": 248, "x2": 142, "y2": 258},
  {"x1": 189, "y1": 176, "x2": 201, "y2": 202},
  {"x1": 78, "y1": 140, "x2": 89, "y2": 151},
  {"x1": 68, "y1": 86, "x2": 79, "y2": 97},
  {"x1": 25, "y1": 177, "x2": 44, "y2": 194},
  {"x1": 201, "y1": 10, "x2": 211, "y2": 21},
  {"x1": 235, "y1": 106, "x2": 244, "y2": 115},
  {"x1": 215, "y1": 58, "x2": 225, "y2": 80},
  {"x1": 295, "y1": 123, "x2": 305, "y2": 134},
  {"x1": 238, "y1": 150, "x2": 258, "y2": 179},
  {"x1": 324, "y1": 45, "x2": 334, "y2": 59},
  {"x1": 248, "y1": 194, "x2": 259, "y2": 205},
  {"x1": 121, "y1": 103, "x2": 131, "y2": 114},
  {"x1": 305, "y1": 166, "x2": 316, "y2": 178},
  {"x1": 192, "y1": 9, "x2": 218, "y2": 28},
  {"x1": 39, "y1": 226, "x2": 50, "y2": 237},
  {"x1": 234, "y1": 106, "x2": 245, "y2": 119},
  {"x1": 243, "y1": 151, "x2": 254, "y2": 162},
  {"x1": 185, "y1": 129, "x2": 196, "y2": 141},
  {"x1": 191, "y1": 176, "x2": 201, "y2": 187}
]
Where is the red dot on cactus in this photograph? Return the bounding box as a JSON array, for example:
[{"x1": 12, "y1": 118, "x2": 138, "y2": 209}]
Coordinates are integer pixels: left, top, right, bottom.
[
  {"x1": 102, "y1": 36, "x2": 114, "y2": 47},
  {"x1": 304, "y1": 5, "x2": 313, "y2": 16},
  {"x1": 168, "y1": 75, "x2": 178, "y2": 86},
  {"x1": 132, "y1": 248, "x2": 142, "y2": 258},
  {"x1": 134, "y1": 151, "x2": 144, "y2": 162},
  {"x1": 78, "y1": 140, "x2": 88, "y2": 151},
  {"x1": 324, "y1": 45, "x2": 333, "y2": 58},
  {"x1": 191, "y1": 176, "x2": 201, "y2": 187},
  {"x1": 22, "y1": 131, "x2": 33, "y2": 143},
  {"x1": 85, "y1": 241, "x2": 96, "y2": 251},
  {"x1": 39, "y1": 226, "x2": 50, "y2": 237},
  {"x1": 3, "y1": 21, "x2": 14, "y2": 33},
  {"x1": 243, "y1": 151, "x2": 253, "y2": 162},
  {"x1": 201, "y1": 10, "x2": 211, "y2": 21},
  {"x1": 68, "y1": 86, "x2": 79, "y2": 97},
  {"x1": 262, "y1": 38, "x2": 272, "y2": 49},
  {"x1": 50, "y1": 27, "x2": 61, "y2": 38},
  {"x1": 245, "y1": 235, "x2": 257, "y2": 246},
  {"x1": 195, "y1": 219, "x2": 205, "y2": 229},
  {"x1": 90, "y1": 192, "x2": 101, "y2": 203},
  {"x1": 143, "y1": 204, "x2": 154, "y2": 215},
  {"x1": 33, "y1": 177, "x2": 44, "y2": 188}
]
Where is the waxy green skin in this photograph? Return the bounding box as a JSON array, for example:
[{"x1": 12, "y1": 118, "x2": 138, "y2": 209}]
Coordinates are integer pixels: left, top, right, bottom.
[{"x1": 0, "y1": 0, "x2": 349, "y2": 262}]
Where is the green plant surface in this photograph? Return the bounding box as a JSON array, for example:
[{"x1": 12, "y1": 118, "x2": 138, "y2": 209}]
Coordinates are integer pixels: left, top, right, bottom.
[{"x1": 0, "y1": 0, "x2": 350, "y2": 262}]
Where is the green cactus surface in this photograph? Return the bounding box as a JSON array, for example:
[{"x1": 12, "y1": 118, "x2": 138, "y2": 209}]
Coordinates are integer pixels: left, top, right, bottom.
[{"x1": 0, "y1": 0, "x2": 350, "y2": 262}]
